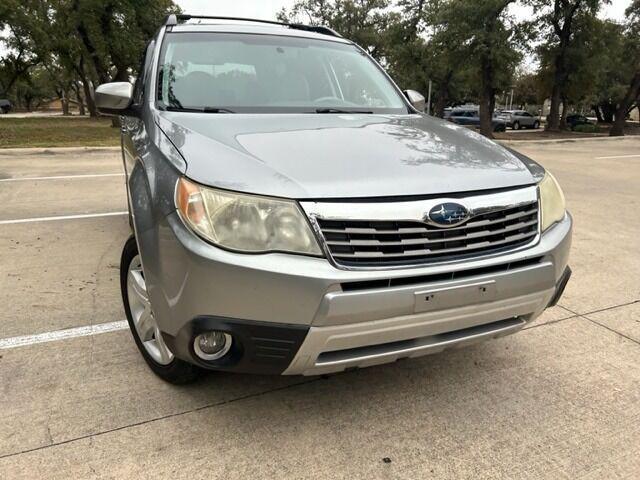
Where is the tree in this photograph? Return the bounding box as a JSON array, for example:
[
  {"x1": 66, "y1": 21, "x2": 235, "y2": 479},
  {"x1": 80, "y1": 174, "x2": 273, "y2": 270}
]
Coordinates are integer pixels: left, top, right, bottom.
[
  {"x1": 385, "y1": 0, "x2": 474, "y2": 117},
  {"x1": 432, "y1": 0, "x2": 523, "y2": 137},
  {"x1": 0, "y1": 0, "x2": 179, "y2": 114},
  {"x1": 278, "y1": 0, "x2": 392, "y2": 58},
  {"x1": 0, "y1": 4, "x2": 41, "y2": 98},
  {"x1": 511, "y1": 72, "x2": 543, "y2": 108},
  {"x1": 531, "y1": 0, "x2": 602, "y2": 130},
  {"x1": 610, "y1": 0, "x2": 640, "y2": 136}
]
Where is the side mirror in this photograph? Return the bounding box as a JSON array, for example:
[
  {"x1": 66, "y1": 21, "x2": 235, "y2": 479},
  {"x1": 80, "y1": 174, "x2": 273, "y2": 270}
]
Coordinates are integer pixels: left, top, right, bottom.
[
  {"x1": 95, "y1": 82, "x2": 134, "y2": 115},
  {"x1": 404, "y1": 90, "x2": 426, "y2": 112}
]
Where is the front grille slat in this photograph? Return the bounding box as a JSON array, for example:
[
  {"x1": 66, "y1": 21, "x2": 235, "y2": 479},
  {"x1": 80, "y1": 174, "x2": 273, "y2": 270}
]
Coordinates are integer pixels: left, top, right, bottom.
[
  {"x1": 325, "y1": 218, "x2": 538, "y2": 247},
  {"x1": 316, "y1": 200, "x2": 539, "y2": 267},
  {"x1": 331, "y1": 231, "x2": 537, "y2": 259}
]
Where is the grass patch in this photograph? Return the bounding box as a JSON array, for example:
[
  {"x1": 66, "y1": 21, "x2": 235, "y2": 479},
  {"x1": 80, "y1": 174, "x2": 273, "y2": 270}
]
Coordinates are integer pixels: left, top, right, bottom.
[
  {"x1": 572, "y1": 123, "x2": 600, "y2": 133},
  {"x1": 0, "y1": 116, "x2": 120, "y2": 148}
]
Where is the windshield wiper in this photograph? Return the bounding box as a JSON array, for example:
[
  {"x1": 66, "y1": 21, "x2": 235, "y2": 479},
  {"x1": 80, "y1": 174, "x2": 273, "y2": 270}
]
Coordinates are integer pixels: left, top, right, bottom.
[
  {"x1": 164, "y1": 106, "x2": 235, "y2": 113},
  {"x1": 314, "y1": 108, "x2": 373, "y2": 114}
]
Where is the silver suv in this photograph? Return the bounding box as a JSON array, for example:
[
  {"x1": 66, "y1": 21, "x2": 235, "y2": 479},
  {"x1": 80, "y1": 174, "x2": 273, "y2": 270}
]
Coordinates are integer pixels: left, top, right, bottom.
[
  {"x1": 497, "y1": 110, "x2": 541, "y2": 130},
  {"x1": 95, "y1": 15, "x2": 572, "y2": 383}
]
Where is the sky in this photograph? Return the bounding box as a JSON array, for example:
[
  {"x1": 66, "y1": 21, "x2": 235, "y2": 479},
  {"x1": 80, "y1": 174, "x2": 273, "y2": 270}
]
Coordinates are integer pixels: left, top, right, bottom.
[{"x1": 0, "y1": 0, "x2": 632, "y2": 58}]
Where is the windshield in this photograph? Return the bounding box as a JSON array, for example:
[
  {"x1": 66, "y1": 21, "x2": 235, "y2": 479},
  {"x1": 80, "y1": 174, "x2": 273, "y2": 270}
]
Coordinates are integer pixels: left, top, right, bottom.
[{"x1": 157, "y1": 32, "x2": 408, "y2": 114}]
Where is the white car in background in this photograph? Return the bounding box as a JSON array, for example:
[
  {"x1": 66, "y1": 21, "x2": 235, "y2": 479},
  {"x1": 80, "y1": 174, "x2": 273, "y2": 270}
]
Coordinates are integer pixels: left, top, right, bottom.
[{"x1": 497, "y1": 110, "x2": 540, "y2": 130}]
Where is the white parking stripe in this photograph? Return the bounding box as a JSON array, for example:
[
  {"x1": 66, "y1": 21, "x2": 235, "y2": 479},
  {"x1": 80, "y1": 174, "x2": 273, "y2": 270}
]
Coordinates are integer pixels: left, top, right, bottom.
[
  {"x1": 0, "y1": 321, "x2": 129, "y2": 350},
  {"x1": 0, "y1": 211, "x2": 128, "y2": 225},
  {"x1": 0, "y1": 173, "x2": 124, "y2": 182},
  {"x1": 594, "y1": 154, "x2": 640, "y2": 159}
]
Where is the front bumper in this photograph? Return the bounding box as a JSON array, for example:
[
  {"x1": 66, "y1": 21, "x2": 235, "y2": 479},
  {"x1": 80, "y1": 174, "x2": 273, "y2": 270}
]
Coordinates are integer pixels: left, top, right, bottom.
[{"x1": 141, "y1": 211, "x2": 572, "y2": 375}]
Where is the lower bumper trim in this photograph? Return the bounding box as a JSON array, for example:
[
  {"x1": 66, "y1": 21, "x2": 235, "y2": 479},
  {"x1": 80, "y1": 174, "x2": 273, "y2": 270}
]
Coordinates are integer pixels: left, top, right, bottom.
[{"x1": 315, "y1": 317, "x2": 525, "y2": 369}]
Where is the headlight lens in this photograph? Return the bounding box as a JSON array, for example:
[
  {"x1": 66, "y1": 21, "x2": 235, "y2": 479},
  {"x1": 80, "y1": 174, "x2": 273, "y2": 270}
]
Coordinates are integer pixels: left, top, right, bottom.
[
  {"x1": 539, "y1": 172, "x2": 566, "y2": 231},
  {"x1": 176, "y1": 177, "x2": 322, "y2": 255}
]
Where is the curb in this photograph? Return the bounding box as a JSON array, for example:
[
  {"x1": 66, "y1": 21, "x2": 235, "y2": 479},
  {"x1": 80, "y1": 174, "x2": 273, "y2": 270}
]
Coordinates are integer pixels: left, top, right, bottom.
[
  {"x1": 497, "y1": 135, "x2": 637, "y2": 145},
  {"x1": 0, "y1": 146, "x2": 121, "y2": 155}
]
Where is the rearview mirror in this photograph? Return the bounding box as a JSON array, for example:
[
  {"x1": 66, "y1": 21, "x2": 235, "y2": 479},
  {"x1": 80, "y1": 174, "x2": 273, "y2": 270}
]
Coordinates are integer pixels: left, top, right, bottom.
[
  {"x1": 95, "y1": 82, "x2": 134, "y2": 115},
  {"x1": 403, "y1": 90, "x2": 426, "y2": 112}
]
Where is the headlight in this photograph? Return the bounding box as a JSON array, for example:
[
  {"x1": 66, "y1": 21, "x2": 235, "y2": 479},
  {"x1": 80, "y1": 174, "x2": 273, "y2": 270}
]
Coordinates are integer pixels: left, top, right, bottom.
[
  {"x1": 176, "y1": 177, "x2": 322, "y2": 255},
  {"x1": 538, "y1": 172, "x2": 566, "y2": 231}
]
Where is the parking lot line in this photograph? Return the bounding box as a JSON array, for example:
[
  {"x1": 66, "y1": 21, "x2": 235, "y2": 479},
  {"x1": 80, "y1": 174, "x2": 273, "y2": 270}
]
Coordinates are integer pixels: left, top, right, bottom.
[
  {"x1": 0, "y1": 211, "x2": 128, "y2": 225},
  {"x1": 594, "y1": 154, "x2": 640, "y2": 159},
  {"x1": 0, "y1": 173, "x2": 124, "y2": 182},
  {"x1": 0, "y1": 320, "x2": 128, "y2": 349}
]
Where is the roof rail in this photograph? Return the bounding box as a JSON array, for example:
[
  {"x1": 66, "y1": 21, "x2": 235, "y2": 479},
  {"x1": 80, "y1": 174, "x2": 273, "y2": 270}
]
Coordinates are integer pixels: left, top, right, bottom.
[{"x1": 163, "y1": 14, "x2": 341, "y2": 38}]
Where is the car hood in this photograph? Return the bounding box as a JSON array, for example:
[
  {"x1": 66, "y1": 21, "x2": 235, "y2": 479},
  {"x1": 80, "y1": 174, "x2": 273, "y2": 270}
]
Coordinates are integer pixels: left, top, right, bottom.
[{"x1": 156, "y1": 112, "x2": 536, "y2": 199}]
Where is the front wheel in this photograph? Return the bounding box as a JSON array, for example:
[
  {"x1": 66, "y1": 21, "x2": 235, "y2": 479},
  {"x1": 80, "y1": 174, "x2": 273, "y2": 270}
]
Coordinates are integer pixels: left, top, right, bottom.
[
  {"x1": 532, "y1": 120, "x2": 540, "y2": 129},
  {"x1": 512, "y1": 121, "x2": 521, "y2": 130},
  {"x1": 120, "y1": 236, "x2": 201, "y2": 384}
]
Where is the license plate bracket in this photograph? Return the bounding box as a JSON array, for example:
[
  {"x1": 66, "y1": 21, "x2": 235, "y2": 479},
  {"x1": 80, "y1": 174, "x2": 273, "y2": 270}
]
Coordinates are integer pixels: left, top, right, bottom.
[{"x1": 414, "y1": 280, "x2": 497, "y2": 313}]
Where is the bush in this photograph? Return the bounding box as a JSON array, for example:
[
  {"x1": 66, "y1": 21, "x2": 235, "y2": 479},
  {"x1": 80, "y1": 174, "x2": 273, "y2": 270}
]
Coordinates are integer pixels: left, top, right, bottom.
[{"x1": 572, "y1": 123, "x2": 599, "y2": 133}]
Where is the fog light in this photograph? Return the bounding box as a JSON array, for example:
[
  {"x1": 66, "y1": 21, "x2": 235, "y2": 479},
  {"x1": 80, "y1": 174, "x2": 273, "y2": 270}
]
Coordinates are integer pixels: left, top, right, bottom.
[{"x1": 194, "y1": 331, "x2": 232, "y2": 361}]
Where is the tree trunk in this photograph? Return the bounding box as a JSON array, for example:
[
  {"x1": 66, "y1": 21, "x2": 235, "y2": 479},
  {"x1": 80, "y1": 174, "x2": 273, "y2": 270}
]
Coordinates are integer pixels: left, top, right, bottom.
[
  {"x1": 433, "y1": 71, "x2": 453, "y2": 118},
  {"x1": 610, "y1": 70, "x2": 640, "y2": 136},
  {"x1": 560, "y1": 96, "x2": 569, "y2": 130},
  {"x1": 593, "y1": 104, "x2": 603, "y2": 122},
  {"x1": 547, "y1": 50, "x2": 566, "y2": 131},
  {"x1": 61, "y1": 91, "x2": 70, "y2": 116},
  {"x1": 78, "y1": 61, "x2": 98, "y2": 117},
  {"x1": 479, "y1": 53, "x2": 495, "y2": 138},
  {"x1": 599, "y1": 102, "x2": 615, "y2": 123},
  {"x1": 73, "y1": 83, "x2": 86, "y2": 116},
  {"x1": 83, "y1": 80, "x2": 98, "y2": 117}
]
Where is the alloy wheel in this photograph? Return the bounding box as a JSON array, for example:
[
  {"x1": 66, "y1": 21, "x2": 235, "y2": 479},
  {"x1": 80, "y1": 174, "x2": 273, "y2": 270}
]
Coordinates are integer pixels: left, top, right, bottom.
[{"x1": 126, "y1": 255, "x2": 174, "y2": 365}]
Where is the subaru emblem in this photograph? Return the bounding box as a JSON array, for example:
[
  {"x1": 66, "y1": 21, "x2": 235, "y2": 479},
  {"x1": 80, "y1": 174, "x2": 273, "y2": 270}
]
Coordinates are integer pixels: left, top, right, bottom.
[{"x1": 427, "y1": 202, "x2": 470, "y2": 227}]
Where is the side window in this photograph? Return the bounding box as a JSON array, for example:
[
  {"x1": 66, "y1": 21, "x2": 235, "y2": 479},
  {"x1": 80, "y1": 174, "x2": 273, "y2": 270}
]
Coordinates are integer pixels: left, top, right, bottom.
[{"x1": 132, "y1": 41, "x2": 155, "y2": 106}]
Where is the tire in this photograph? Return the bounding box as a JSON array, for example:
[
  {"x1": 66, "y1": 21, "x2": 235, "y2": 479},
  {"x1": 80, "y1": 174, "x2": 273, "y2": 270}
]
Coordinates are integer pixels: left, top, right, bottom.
[
  {"x1": 533, "y1": 120, "x2": 540, "y2": 129},
  {"x1": 512, "y1": 121, "x2": 521, "y2": 130},
  {"x1": 120, "y1": 236, "x2": 201, "y2": 384}
]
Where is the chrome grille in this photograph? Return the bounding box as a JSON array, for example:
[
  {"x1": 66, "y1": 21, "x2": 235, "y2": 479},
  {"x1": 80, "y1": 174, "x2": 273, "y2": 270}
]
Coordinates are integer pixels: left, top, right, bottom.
[{"x1": 314, "y1": 200, "x2": 539, "y2": 267}]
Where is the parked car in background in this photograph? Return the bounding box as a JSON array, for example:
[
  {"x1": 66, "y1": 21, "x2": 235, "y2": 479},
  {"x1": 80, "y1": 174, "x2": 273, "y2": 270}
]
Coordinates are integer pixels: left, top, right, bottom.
[
  {"x1": 566, "y1": 114, "x2": 593, "y2": 130},
  {"x1": 448, "y1": 108, "x2": 506, "y2": 132},
  {"x1": 496, "y1": 110, "x2": 540, "y2": 130},
  {"x1": 0, "y1": 99, "x2": 12, "y2": 114}
]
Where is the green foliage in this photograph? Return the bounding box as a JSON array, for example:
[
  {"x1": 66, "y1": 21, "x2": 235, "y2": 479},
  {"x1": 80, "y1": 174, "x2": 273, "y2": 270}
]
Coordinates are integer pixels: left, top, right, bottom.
[
  {"x1": 0, "y1": 0, "x2": 179, "y2": 110},
  {"x1": 572, "y1": 123, "x2": 599, "y2": 132},
  {"x1": 512, "y1": 72, "x2": 543, "y2": 106},
  {"x1": 1, "y1": 0, "x2": 638, "y2": 130},
  {"x1": 277, "y1": 0, "x2": 392, "y2": 57},
  {"x1": 281, "y1": 0, "x2": 524, "y2": 122}
]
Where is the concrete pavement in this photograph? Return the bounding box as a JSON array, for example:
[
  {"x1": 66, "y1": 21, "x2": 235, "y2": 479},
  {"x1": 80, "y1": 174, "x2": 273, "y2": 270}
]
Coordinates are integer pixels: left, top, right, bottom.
[{"x1": 0, "y1": 138, "x2": 638, "y2": 479}]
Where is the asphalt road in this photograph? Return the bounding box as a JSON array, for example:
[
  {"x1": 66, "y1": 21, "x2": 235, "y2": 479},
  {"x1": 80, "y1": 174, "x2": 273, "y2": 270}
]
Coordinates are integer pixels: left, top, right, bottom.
[{"x1": 0, "y1": 138, "x2": 639, "y2": 479}]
